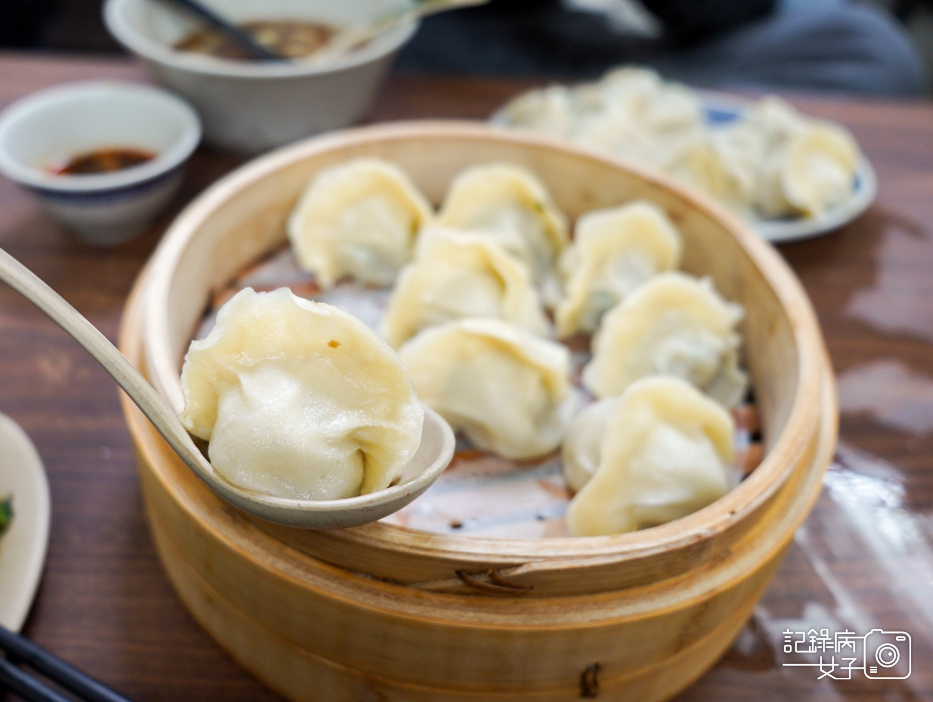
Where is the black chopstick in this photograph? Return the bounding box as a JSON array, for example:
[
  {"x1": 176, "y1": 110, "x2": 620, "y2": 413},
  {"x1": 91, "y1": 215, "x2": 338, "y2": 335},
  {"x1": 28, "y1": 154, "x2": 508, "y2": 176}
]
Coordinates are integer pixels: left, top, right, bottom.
[
  {"x1": 156, "y1": 0, "x2": 285, "y2": 60},
  {"x1": 0, "y1": 625, "x2": 133, "y2": 702},
  {"x1": 0, "y1": 656, "x2": 72, "y2": 702}
]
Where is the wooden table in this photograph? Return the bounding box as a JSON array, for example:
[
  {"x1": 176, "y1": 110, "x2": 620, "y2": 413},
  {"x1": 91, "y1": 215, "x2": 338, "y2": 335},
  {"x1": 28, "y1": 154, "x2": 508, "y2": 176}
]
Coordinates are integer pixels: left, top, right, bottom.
[{"x1": 1, "y1": 52, "x2": 931, "y2": 701}]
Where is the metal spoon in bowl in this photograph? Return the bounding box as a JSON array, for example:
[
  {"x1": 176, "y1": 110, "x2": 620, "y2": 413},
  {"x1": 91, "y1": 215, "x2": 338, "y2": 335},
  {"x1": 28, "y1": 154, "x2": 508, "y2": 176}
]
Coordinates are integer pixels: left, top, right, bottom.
[
  {"x1": 155, "y1": 0, "x2": 286, "y2": 60},
  {"x1": 0, "y1": 247, "x2": 454, "y2": 529},
  {"x1": 156, "y1": 0, "x2": 489, "y2": 64}
]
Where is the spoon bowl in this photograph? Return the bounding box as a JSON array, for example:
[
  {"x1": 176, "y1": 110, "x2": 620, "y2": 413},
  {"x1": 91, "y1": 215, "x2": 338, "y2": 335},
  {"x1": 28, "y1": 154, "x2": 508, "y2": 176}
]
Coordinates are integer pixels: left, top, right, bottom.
[
  {"x1": 0, "y1": 246, "x2": 454, "y2": 529},
  {"x1": 186, "y1": 408, "x2": 454, "y2": 529}
]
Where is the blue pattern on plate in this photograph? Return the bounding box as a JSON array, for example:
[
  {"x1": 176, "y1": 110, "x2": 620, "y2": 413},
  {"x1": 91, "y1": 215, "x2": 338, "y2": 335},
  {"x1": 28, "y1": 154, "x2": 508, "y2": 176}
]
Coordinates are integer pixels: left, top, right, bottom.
[{"x1": 703, "y1": 106, "x2": 740, "y2": 125}]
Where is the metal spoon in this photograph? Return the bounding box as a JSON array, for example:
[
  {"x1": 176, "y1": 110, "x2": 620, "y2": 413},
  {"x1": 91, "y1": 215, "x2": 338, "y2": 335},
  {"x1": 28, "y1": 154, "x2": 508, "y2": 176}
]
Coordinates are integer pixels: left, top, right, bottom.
[{"x1": 0, "y1": 246, "x2": 454, "y2": 529}]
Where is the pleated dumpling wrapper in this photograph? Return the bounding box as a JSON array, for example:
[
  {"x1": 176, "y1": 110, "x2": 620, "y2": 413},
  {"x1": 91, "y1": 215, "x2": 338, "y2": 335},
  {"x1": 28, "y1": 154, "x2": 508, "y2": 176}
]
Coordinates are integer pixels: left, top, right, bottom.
[
  {"x1": 498, "y1": 84, "x2": 577, "y2": 140},
  {"x1": 669, "y1": 129, "x2": 761, "y2": 216},
  {"x1": 436, "y1": 162, "x2": 568, "y2": 285},
  {"x1": 677, "y1": 97, "x2": 860, "y2": 219},
  {"x1": 734, "y1": 97, "x2": 859, "y2": 218},
  {"x1": 583, "y1": 271, "x2": 747, "y2": 407},
  {"x1": 572, "y1": 68, "x2": 706, "y2": 174},
  {"x1": 287, "y1": 158, "x2": 433, "y2": 288},
  {"x1": 398, "y1": 318, "x2": 576, "y2": 460},
  {"x1": 565, "y1": 377, "x2": 735, "y2": 537},
  {"x1": 499, "y1": 67, "x2": 706, "y2": 175},
  {"x1": 760, "y1": 125, "x2": 860, "y2": 218},
  {"x1": 180, "y1": 288, "x2": 424, "y2": 501},
  {"x1": 554, "y1": 201, "x2": 683, "y2": 338},
  {"x1": 381, "y1": 227, "x2": 549, "y2": 348}
]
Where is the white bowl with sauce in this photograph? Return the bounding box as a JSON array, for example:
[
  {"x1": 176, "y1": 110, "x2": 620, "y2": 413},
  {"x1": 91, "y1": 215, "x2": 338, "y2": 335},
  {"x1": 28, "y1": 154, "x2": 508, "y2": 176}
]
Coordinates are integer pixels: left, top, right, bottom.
[
  {"x1": 0, "y1": 80, "x2": 201, "y2": 246},
  {"x1": 103, "y1": 0, "x2": 419, "y2": 154}
]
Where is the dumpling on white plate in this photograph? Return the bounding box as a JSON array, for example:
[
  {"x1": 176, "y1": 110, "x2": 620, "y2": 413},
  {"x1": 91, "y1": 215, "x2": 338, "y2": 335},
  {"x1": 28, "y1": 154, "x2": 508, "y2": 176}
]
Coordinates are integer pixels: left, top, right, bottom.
[
  {"x1": 398, "y1": 318, "x2": 576, "y2": 460},
  {"x1": 757, "y1": 121, "x2": 860, "y2": 218},
  {"x1": 381, "y1": 227, "x2": 548, "y2": 348},
  {"x1": 554, "y1": 201, "x2": 682, "y2": 338},
  {"x1": 691, "y1": 97, "x2": 860, "y2": 219},
  {"x1": 565, "y1": 376, "x2": 735, "y2": 537},
  {"x1": 180, "y1": 287, "x2": 424, "y2": 501},
  {"x1": 582, "y1": 271, "x2": 747, "y2": 407},
  {"x1": 574, "y1": 68, "x2": 706, "y2": 173},
  {"x1": 436, "y1": 162, "x2": 568, "y2": 284},
  {"x1": 497, "y1": 84, "x2": 577, "y2": 139},
  {"x1": 669, "y1": 129, "x2": 762, "y2": 217},
  {"x1": 287, "y1": 158, "x2": 433, "y2": 288}
]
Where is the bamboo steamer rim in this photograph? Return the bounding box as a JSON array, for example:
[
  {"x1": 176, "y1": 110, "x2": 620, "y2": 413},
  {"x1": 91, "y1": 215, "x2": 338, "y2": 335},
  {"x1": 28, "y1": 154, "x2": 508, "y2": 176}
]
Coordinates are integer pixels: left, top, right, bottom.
[{"x1": 141, "y1": 120, "x2": 828, "y2": 563}]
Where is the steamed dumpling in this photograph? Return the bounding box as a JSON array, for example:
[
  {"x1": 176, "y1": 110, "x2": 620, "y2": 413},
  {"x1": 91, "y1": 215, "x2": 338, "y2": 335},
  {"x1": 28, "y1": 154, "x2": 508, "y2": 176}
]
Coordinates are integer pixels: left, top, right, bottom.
[
  {"x1": 565, "y1": 377, "x2": 735, "y2": 536},
  {"x1": 499, "y1": 67, "x2": 706, "y2": 175},
  {"x1": 582, "y1": 272, "x2": 747, "y2": 407},
  {"x1": 436, "y1": 163, "x2": 568, "y2": 283},
  {"x1": 497, "y1": 85, "x2": 577, "y2": 139},
  {"x1": 561, "y1": 397, "x2": 616, "y2": 494},
  {"x1": 554, "y1": 201, "x2": 683, "y2": 337},
  {"x1": 398, "y1": 318, "x2": 576, "y2": 459},
  {"x1": 758, "y1": 121, "x2": 860, "y2": 218},
  {"x1": 499, "y1": 70, "x2": 863, "y2": 221},
  {"x1": 670, "y1": 130, "x2": 761, "y2": 216},
  {"x1": 180, "y1": 287, "x2": 424, "y2": 501},
  {"x1": 730, "y1": 97, "x2": 859, "y2": 218},
  {"x1": 573, "y1": 68, "x2": 706, "y2": 173},
  {"x1": 676, "y1": 97, "x2": 860, "y2": 219},
  {"x1": 381, "y1": 228, "x2": 549, "y2": 348},
  {"x1": 287, "y1": 158, "x2": 433, "y2": 288}
]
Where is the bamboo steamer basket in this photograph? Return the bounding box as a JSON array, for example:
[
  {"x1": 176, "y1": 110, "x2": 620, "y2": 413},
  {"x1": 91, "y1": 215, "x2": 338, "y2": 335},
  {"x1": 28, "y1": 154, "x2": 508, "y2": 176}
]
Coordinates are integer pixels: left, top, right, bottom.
[{"x1": 119, "y1": 122, "x2": 837, "y2": 701}]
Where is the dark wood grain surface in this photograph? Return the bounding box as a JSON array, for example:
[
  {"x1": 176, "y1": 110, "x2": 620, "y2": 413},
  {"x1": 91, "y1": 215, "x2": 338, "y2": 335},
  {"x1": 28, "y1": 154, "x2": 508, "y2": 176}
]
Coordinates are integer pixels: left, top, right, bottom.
[{"x1": 1, "y1": 52, "x2": 931, "y2": 701}]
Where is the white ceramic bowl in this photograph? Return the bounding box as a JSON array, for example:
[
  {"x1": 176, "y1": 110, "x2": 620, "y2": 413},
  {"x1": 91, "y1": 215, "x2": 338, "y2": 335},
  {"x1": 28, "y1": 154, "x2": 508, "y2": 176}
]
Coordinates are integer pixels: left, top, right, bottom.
[
  {"x1": 103, "y1": 0, "x2": 418, "y2": 154},
  {"x1": 0, "y1": 80, "x2": 201, "y2": 246}
]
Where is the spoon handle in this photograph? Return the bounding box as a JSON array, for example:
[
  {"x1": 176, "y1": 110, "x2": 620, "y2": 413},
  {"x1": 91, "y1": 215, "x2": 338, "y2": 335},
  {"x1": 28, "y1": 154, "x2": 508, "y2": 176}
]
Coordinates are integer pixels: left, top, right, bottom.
[{"x1": 0, "y1": 246, "x2": 205, "y2": 478}]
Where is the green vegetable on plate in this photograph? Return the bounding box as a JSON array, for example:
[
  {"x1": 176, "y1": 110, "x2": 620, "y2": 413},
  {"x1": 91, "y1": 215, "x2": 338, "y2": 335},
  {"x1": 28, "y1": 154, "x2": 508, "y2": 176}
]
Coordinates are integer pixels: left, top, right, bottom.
[{"x1": 0, "y1": 495, "x2": 12, "y2": 537}]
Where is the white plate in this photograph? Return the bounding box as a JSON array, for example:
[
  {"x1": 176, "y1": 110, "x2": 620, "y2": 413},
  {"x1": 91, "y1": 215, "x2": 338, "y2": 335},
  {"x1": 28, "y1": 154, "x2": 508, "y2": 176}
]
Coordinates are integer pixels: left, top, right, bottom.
[
  {"x1": 0, "y1": 412, "x2": 51, "y2": 631},
  {"x1": 492, "y1": 94, "x2": 877, "y2": 244}
]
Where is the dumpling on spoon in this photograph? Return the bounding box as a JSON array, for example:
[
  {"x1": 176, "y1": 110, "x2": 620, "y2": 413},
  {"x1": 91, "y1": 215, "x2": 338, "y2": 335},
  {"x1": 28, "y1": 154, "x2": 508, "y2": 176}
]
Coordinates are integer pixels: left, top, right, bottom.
[
  {"x1": 554, "y1": 201, "x2": 682, "y2": 338},
  {"x1": 436, "y1": 162, "x2": 568, "y2": 285},
  {"x1": 287, "y1": 158, "x2": 433, "y2": 288},
  {"x1": 180, "y1": 287, "x2": 424, "y2": 501},
  {"x1": 565, "y1": 376, "x2": 735, "y2": 537},
  {"x1": 381, "y1": 227, "x2": 549, "y2": 348}
]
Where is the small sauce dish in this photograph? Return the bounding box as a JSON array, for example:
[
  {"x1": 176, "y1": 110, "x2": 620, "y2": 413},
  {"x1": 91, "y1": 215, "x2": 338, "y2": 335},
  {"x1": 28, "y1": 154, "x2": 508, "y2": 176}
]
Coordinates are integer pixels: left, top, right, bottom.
[{"x1": 0, "y1": 80, "x2": 201, "y2": 246}]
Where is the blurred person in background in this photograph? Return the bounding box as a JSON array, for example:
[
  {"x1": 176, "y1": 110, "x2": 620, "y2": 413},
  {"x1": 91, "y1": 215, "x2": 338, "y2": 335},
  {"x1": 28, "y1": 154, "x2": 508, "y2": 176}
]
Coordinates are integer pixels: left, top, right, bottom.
[
  {"x1": 0, "y1": 0, "x2": 924, "y2": 96},
  {"x1": 396, "y1": 0, "x2": 926, "y2": 96},
  {"x1": 0, "y1": 0, "x2": 61, "y2": 48}
]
